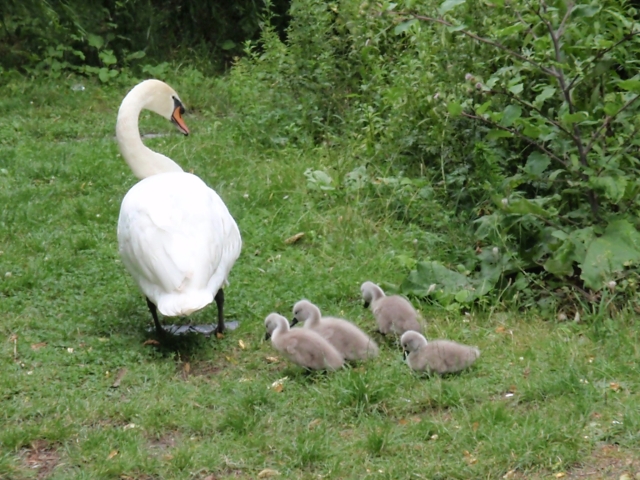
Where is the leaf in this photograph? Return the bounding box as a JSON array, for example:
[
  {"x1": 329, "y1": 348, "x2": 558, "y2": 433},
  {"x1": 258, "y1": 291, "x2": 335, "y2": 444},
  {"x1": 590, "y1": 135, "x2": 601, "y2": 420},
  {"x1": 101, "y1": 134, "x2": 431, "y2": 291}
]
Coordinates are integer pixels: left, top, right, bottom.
[
  {"x1": 534, "y1": 86, "x2": 556, "y2": 105},
  {"x1": 571, "y1": 4, "x2": 600, "y2": 18},
  {"x1": 581, "y1": 219, "x2": 640, "y2": 289},
  {"x1": 284, "y1": 232, "x2": 305, "y2": 244},
  {"x1": 125, "y1": 50, "x2": 146, "y2": 61},
  {"x1": 508, "y1": 83, "x2": 523, "y2": 95},
  {"x1": 544, "y1": 240, "x2": 577, "y2": 277},
  {"x1": 107, "y1": 450, "x2": 118, "y2": 460},
  {"x1": 438, "y1": 0, "x2": 466, "y2": 15},
  {"x1": 87, "y1": 34, "x2": 104, "y2": 49},
  {"x1": 561, "y1": 112, "x2": 588, "y2": 125},
  {"x1": 30, "y1": 342, "x2": 47, "y2": 350},
  {"x1": 505, "y1": 198, "x2": 549, "y2": 217},
  {"x1": 447, "y1": 102, "x2": 463, "y2": 116},
  {"x1": 99, "y1": 50, "x2": 117, "y2": 66},
  {"x1": 618, "y1": 79, "x2": 640, "y2": 93},
  {"x1": 394, "y1": 19, "x2": 418, "y2": 35},
  {"x1": 501, "y1": 105, "x2": 522, "y2": 127},
  {"x1": 494, "y1": 24, "x2": 525, "y2": 37},
  {"x1": 487, "y1": 129, "x2": 513, "y2": 140},
  {"x1": 524, "y1": 152, "x2": 551, "y2": 177},
  {"x1": 221, "y1": 40, "x2": 236, "y2": 50},
  {"x1": 589, "y1": 176, "x2": 627, "y2": 203}
]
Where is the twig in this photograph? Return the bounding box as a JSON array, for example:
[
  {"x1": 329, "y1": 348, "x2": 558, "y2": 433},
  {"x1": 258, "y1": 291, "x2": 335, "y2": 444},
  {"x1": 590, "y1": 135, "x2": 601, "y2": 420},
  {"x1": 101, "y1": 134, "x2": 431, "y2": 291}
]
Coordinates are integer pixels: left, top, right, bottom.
[
  {"x1": 567, "y1": 32, "x2": 640, "y2": 92},
  {"x1": 460, "y1": 111, "x2": 568, "y2": 167},
  {"x1": 584, "y1": 94, "x2": 640, "y2": 155}
]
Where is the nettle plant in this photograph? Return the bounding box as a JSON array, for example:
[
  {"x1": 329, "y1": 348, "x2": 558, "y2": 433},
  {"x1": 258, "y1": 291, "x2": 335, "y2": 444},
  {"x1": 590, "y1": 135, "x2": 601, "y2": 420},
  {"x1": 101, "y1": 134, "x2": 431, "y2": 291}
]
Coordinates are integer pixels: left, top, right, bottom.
[{"x1": 393, "y1": 0, "x2": 640, "y2": 311}]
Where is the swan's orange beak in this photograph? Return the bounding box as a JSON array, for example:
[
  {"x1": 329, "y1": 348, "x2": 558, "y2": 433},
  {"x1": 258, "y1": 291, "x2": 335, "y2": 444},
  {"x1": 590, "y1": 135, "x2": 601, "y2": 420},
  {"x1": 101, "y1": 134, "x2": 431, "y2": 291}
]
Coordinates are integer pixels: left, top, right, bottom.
[{"x1": 171, "y1": 104, "x2": 189, "y2": 136}]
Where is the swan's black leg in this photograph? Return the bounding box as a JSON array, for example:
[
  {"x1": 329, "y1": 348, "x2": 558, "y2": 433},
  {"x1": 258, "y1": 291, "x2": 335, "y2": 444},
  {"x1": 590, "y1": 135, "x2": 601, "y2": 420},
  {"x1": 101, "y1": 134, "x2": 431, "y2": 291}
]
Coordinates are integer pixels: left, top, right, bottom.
[
  {"x1": 146, "y1": 297, "x2": 165, "y2": 336},
  {"x1": 214, "y1": 288, "x2": 225, "y2": 334}
]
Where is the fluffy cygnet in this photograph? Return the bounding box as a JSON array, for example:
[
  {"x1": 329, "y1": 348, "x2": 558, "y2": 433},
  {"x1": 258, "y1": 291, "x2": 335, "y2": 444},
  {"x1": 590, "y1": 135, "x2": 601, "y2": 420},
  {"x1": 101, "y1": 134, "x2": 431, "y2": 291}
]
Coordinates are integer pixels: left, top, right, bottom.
[
  {"x1": 264, "y1": 313, "x2": 344, "y2": 370},
  {"x1": 291, "y1": 300, "x2": 379, "y2": 361},
  {"x1": 400, "y1": 331, "x2": 480, "y2": 375},
  {"x1": 360, "y1": 281, "x2": 422, "y2": 335}
]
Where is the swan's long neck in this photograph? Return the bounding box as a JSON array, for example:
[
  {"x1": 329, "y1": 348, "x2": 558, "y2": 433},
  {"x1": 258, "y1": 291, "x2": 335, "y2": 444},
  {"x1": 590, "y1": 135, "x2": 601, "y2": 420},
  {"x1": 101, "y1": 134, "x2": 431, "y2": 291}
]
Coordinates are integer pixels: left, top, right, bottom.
[{"x1": 116, "y1": 88, "x2": 183, "y2": 180}]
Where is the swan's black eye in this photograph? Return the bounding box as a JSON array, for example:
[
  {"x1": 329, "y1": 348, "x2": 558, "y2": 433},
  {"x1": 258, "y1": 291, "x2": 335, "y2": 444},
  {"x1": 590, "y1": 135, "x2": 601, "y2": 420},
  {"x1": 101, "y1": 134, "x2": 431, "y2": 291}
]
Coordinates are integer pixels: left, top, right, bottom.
[{"x1": 172, "y1": 96, "x2": 185, "y2": 114}]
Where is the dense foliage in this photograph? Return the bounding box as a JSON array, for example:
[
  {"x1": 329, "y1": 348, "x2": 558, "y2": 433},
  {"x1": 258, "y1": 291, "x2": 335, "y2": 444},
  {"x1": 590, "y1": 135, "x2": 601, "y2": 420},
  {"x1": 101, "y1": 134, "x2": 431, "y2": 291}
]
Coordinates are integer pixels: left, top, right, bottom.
[
  {"x1": 0, "y1": 0, "x2": 290, "y2": 74},
  {"x1": 4, "y1": 0, "x2": 640, "y2": 314},
  {"x1": 221, "y1": 0, "x2": 640, "y2": 314}
]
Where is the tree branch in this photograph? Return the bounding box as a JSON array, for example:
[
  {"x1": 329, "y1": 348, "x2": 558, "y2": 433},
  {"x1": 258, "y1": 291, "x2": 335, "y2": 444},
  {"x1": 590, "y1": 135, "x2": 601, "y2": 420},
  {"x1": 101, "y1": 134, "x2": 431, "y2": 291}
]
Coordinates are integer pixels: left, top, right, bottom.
[
  {"x1": 459, "y1": 110, "x2": 568, "y2": 168},
  {"x1": 584, "y1": 94, "x2": 640, "y2": 155},
  {"x1": 567, "y1": 32, "x2": 640, "y2": 92},
  {"x1": 487, "y1": 86, "x2": 575, "y2": 139}
]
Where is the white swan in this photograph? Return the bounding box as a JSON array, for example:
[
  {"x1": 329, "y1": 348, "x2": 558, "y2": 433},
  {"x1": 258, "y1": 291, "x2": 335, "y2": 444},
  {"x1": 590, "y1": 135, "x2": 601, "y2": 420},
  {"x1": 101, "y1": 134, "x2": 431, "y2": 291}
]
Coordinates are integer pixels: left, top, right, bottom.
[{"x1": 116, "y1": 79, "x2": 242, "y2": 335}]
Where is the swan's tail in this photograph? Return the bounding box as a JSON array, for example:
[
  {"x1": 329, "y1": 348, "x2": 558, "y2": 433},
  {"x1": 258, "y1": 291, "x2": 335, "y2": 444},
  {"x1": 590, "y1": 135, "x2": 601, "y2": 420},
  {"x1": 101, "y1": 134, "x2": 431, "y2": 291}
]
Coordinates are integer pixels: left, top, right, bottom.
[{"x1": 157, "y1": 291, "x2": 214, "y2": 317}]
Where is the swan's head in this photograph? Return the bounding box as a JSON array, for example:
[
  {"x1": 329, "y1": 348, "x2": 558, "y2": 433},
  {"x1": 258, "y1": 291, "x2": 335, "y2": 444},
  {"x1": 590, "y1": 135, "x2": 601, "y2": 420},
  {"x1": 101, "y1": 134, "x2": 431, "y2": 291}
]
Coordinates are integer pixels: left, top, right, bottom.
[
  {"x1": 400, "y1": 330, "x2": 428, "y2": 353},
  {"x1": 265, "y1": 313, "x2": 288, "y2": 340},
  {"x1": 130, "y1": 79, "x2": 190, "y2": 136},
  {"x1": 290, "y1": 300, "x2": 318, "y2": 327},
  {"x1": 360, "y1": 281, "x2": 383, "y2": 308}
]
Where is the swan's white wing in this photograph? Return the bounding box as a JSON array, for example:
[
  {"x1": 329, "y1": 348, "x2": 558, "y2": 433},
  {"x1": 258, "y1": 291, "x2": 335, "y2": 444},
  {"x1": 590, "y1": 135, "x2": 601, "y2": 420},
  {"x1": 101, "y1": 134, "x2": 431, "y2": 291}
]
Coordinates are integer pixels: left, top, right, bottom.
[{"x1": 117, "y1": 172, "x2": 241, "y2": 316}]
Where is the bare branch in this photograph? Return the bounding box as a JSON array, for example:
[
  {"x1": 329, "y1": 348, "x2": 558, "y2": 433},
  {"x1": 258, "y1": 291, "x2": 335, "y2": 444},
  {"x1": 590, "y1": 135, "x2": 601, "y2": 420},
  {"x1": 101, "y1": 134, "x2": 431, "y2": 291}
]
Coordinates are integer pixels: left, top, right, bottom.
[
  {"x1": 584, "y1": 94, "x2": 640, "y2": 155},
  {"x1": 459, "y1": 110, "x2": 568, "y2": 168}
]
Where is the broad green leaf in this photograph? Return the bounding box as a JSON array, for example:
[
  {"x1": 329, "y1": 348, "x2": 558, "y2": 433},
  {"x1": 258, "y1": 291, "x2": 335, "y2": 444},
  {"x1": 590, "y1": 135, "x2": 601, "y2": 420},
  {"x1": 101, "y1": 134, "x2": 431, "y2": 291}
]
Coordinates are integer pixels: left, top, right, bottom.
[
  {"x1": 506, "y1": 198, "x2": 549, "y2": 217},
  {"x1": 87, "y1": 34, "x2": 104, "y2": 49},
  {"x1": 571, "y1": 4, "x2": 601, "y2": 17},
  {"x1": 501, "y1": 104, "x2": 522, "y2": 127},
  {"x1": 524, "y1": 152, "x2": 551, "y2": 177},
  {"x1": 534, "y1": 86, "x2": 556, "y2": 105},
  {"x1": 494, "y1": 24, "x2": 525, "y2": 37},
  {"x1": 581, "y1": 219, "x2": 640, "y2": 289},
  {"x1": 487, "y1": 129, "x2": 513, "y2": 140},
  {"x1": 508, "y1": 83, "x2": 523, "y2": 95},
  {"x1": 603, "y1": 103, "x2": 620, "y2": 116},
  {"x1": 98, "y1": 68, "x2": 110, "y2": 83},
  {"x1": 394, "y1": 19, "x2": 418, "y2": 35},
  {"x1": 522, "y1": 124, "x2": 541, "y2": 138},
  {"x1": 544, "y1": 240, "x2": 576, "y2": 277},
  {"x1": 561, "y1": 111, "x2": 588, "y2": 125},
  {"x1": 125, "y1": 51, "x2": 146, "y2": 61},
  {"x1": 221, "y1": 40, "x2": 236, "y2": 50},
  {"x1": 618, "y1": 79, "x2": 640, "y2": 93},
  {"x1": 447, "y1": 102, "x2": 463, "y2": 116},
  {"x1": 475, "y1": 100, "x2": 492, "y2": 115},
  {"x1": 589, "y1": 175, "x2": 627, "y2": 203},
  {"x1": 438, "y1": 0, "x2": 466, "y2": 15},
  {"x1": 99, "y1": 50, "x2": 117, "y2": 66}
]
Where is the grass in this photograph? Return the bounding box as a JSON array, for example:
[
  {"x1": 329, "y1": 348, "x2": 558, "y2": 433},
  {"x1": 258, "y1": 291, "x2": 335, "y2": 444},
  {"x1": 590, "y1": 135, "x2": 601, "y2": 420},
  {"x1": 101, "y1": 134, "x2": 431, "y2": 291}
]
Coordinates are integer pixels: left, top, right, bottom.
[{"x1": 1, "y1": 73, "x2": 640, "y2": 479}]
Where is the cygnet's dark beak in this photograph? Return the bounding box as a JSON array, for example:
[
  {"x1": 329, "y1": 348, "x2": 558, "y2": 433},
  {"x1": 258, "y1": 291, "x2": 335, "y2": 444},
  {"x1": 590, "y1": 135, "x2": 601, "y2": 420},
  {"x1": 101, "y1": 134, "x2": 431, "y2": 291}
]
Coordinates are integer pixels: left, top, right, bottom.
[
  {"x1": 289, "y1": 317, "x2": 299, "y2": 328},
  {"x1": 264, "y1": 331, "x2": 271, "y2": 341},
  {"x1": 402, "y1": 350, "x2": 408, "y2": 360},
  {"x1": 363, "y1": 300, "x2": 370, "y2": 308}
]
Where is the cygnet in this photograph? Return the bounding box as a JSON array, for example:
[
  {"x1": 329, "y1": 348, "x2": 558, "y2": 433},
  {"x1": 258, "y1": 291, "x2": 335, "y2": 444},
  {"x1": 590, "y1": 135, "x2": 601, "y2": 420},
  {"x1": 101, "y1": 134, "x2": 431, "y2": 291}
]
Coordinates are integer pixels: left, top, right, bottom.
[
  {"x1": 400, "y1": 330, "x2": 480, "y2": 375},
  {"x1": 360, "y1": 281, "x2": 422, "y2": 335},
  {"x1": 264, "y1": 313, "x2": 344, "y2": 370},
  {"x1": 291, "y1": 300, "x2": 379, "y2": 361}
]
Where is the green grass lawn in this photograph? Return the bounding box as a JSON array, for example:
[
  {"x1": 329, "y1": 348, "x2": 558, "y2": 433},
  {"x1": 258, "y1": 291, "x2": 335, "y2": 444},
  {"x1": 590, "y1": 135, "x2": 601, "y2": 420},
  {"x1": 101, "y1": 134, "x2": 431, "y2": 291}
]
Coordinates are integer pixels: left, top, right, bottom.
[{"x1": 1, "y1": 74, "x2": 639, "y2": 479}]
